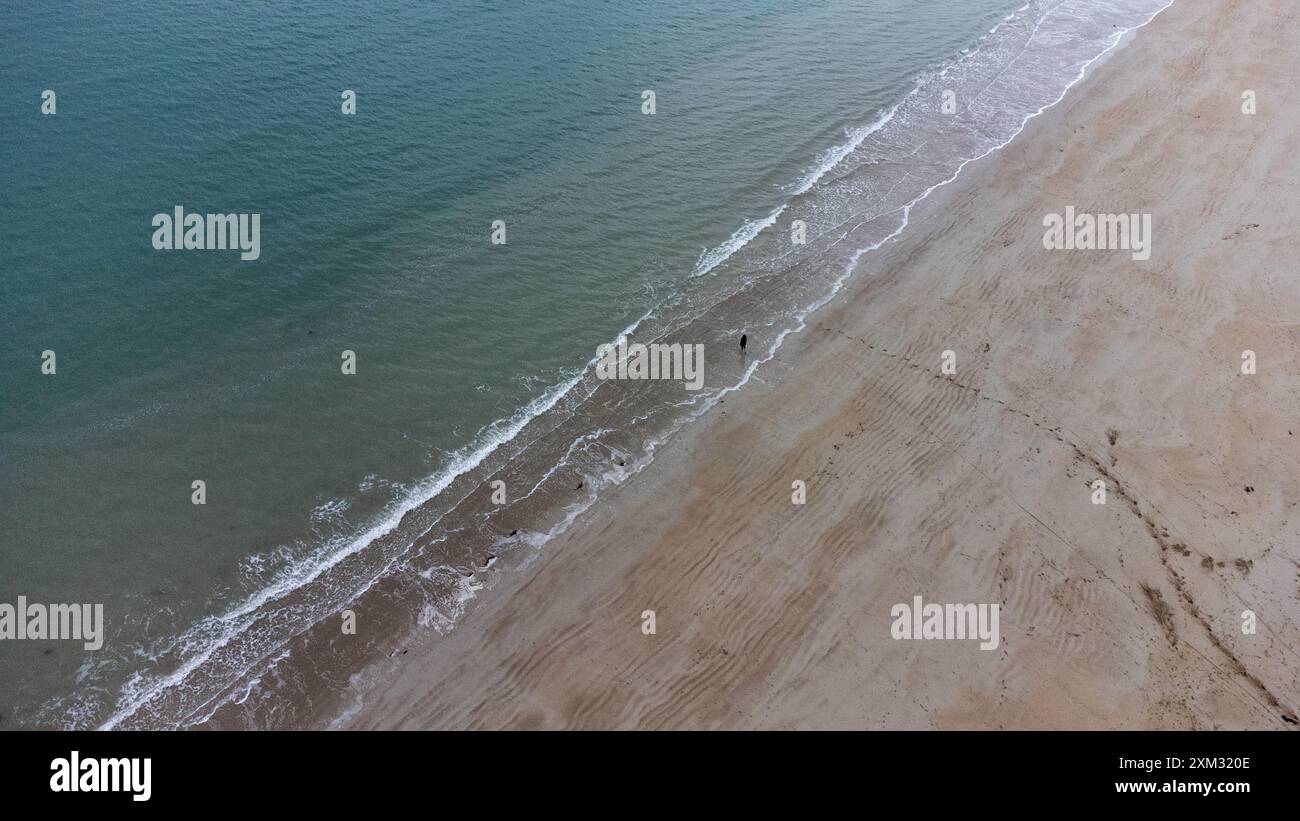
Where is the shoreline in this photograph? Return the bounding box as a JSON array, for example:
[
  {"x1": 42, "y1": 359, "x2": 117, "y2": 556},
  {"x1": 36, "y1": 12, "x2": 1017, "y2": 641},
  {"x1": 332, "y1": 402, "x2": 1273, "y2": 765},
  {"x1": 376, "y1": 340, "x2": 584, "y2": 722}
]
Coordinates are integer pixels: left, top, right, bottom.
[{"x1": 342, "y1": 0, "x2": 1300, "y2": 730}]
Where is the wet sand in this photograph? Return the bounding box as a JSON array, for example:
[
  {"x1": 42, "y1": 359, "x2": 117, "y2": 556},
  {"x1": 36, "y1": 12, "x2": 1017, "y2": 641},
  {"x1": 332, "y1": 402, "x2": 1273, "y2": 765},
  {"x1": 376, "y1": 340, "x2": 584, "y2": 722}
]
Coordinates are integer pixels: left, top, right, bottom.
[{"x1": 347, "y1": 0, "x2": 1300, "y2": 730}]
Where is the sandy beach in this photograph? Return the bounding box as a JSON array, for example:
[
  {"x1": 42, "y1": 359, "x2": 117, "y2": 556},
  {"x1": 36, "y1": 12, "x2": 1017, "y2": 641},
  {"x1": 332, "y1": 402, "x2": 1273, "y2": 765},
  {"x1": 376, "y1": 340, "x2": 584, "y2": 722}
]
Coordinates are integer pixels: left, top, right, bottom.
[{"x1": 346, "y1": 0, "x2": 1300, "y2": 730}]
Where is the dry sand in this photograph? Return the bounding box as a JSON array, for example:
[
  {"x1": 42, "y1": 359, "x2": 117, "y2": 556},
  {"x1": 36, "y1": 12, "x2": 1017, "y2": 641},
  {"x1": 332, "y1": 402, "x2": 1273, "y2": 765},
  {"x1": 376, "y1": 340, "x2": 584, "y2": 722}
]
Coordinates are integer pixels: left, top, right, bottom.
[{"x1": 348, "y1": 0, "x2": 1300, "y2": 730}]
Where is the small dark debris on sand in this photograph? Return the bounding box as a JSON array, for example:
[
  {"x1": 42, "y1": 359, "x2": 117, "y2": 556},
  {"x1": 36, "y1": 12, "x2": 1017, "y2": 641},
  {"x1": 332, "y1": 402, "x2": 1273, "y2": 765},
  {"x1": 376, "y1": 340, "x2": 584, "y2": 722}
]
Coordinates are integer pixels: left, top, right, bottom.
[{"x1": 1140, "y1": 583, "x2": 1178, "y2": 646}]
